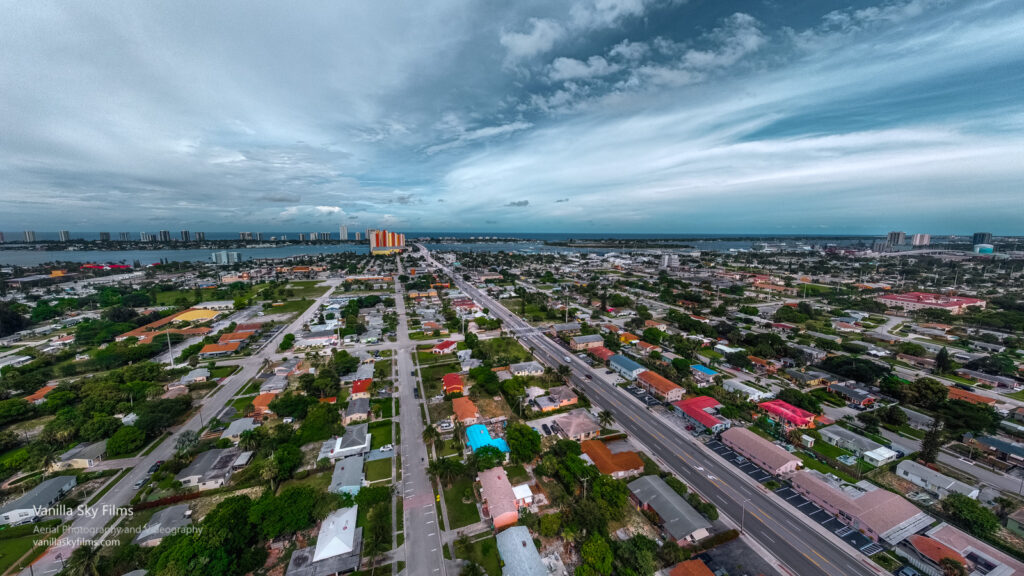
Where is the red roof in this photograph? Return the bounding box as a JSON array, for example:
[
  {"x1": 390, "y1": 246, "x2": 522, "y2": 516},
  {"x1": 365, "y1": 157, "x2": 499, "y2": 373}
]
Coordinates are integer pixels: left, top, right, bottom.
[
  {"x1": 319, "y1": 396, "x2": 337, "y2": 404},
  {"x1": 443, "y1": 373, "x2": 464, "y2": 394},
  {"x1": 452, "y1": 397, "x2": 479, "y2": 422},
  {"x1": 758, "y1": 399, "x2": 815, "y2": 427},
  {"x1": 673, "y1": 396, "x2": 724, "y2": 429},
  {"x1": 908, "y1": 535, "x2": 966, "y2": 566},
  {"x1": 199, "y1": 342, "x2": 240, "y2": 355},
  {"x1": 590, "y1": 346, "x2": 614, "y2": 361},
  {"x1": 218, "y1": 330, "x2": 255, "y2": 344},
  {"x1": 24, "y1": 385, "x2": 57, "y2": 403},
  {"x1": 433, "y1": 340, "x2": 457, "y2": 352},
  {"x1": 351, "y1": 379, "x2": 372, "y2": 394},
  {"x1": 670, "y1": 559, "x2": 714, "y2": 576},
  {"x1": 581, "y1": 440, "x2": 644, "y2": 475},
  {"x1": 637, "y1": 370, "x2": 683, "y2": 396}
]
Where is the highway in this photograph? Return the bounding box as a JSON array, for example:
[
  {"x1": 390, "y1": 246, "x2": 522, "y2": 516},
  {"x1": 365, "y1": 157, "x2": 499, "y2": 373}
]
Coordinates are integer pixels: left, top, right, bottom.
[{"x1": 420, "y1": 245, "x2": 883, "y2": 576}]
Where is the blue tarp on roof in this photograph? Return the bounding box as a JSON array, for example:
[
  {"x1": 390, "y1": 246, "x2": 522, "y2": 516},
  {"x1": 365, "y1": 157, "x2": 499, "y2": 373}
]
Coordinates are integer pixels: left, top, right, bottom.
[
  {"x1": 466, "y1": 424, "x2": 510, "y2": 453},
  {"x1": 690, "y1": 364, "x2": 718, "y2": 376}
]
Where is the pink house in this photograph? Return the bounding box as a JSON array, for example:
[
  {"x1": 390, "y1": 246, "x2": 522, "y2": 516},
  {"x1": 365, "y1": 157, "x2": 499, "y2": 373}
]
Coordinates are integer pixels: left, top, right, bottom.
[{"x1": 478, "y1": 467, "x2": 519, "y2": 530}]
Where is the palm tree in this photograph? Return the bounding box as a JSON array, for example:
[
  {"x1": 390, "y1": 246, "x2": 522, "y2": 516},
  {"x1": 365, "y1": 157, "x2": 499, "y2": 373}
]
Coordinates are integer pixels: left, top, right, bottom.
[
  {"x1": 598, "y1": 410, "x2": 614, "y2": 428},
  {"x1": 62, "y1": 543, "x2": 101, "y2": 576},
  {"x1": 238, "y1": 429, "x2": 260, "y2": 451},
  {"x1": 453, "y1": 421, "x2": 465, "y2": 451},
  {"x1": 260, "y1": 458, "x2": 280, "y2": 492},
  {"x1": 556, "y1": 364, "x2": 571, "y2": 383}
]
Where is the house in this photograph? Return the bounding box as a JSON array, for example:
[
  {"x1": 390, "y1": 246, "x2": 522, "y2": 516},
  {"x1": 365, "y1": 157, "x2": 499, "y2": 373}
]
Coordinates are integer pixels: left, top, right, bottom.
[
  {"x1": 917, "y1": 523, "x2": 1024, "y2": 576},
  {"x1": 534, "y1": 385, "x2": 578, "y2": 412},
  {"x1": 689, "y1": 365, "x2": 718, "y2": 386},
  {"x1": 827, "y1": 383, "x2": 876, "y2": 408},
  {"x1": 784, "y1": 368, "x2": 831, "y2": 387},
  {"x1": 758, "y1": 399, "x2": 816, "y2": 429},
  {"x1": 947, "y1": 387, "x2": 997, "y2": 406},
  {"x1": 466, "y1": 424, "x2": 510, "y2": 453},
  {"x1": 554, "y1": 409, "x2": 601, "y2": 441},
  {"x1": 747, "y1": 356, "x2": 778, "y2": 374},
  {"x1": 285, "y1": 507, "x2": 363, "y2": 576},
  {"x1": 198, "y1": 342, "x2": 240, "y2": 359},
  {"x1": 720, "y1": 428, "x2": 800, "y2": 476},
  {"x1": 259, "y1": 374, "x2": 288, "y2": 395},
  {"x1": 723, "y1": 380, "x2": 770, "y2": 402},
  {"x1": 903, "y1": 534, "x2": 967, "y2": 576},
  {"x1": 673, "y1": 396, "x2": 730, "y2": 434},
  {"x1": 968, "y1": 435, "x2": 1024, "y2": 465},
  {"x1": 898, "y1": 354, "x2": 935, "y2": 370},
  {"x1": 495, "y1": 525, "x2": 547, "y2": 576},
  {"x1": 636, "y1": 370, "x2": 684, "y2": 402},
  {"x1": 50, "y1": 440, "x2": 106, "y2": 471},
  {"x1": 24, "y1": 385, "x2": 57, "y2": 405},
  {"x1": 176, "y1": 448, "x2": 239, "y2": 491},
  {"x1": 589, "y1": 346, "x2": 615, "y2": 362},
  {"x1": 180, "y1": 368, "x2": 211, "y2": 385},
  {"x1": 635, "y1": 341, "x2": 662, "y2": 356},
  {"x1": 221, "y1": 418, "x2": 259, "y2": 444},
  {"x1": 329, "y1": 456, "x2": 365, "y2": 495},
  {"x1": 431, "y1": 340, "x2": 457, "y2": 354},
  {"x1": 863, "y1": 446, "x2": 900, "y2": 467},
  {"x1": 955, "y1": 369, "x2": 1020, "y2": 390},
  {"x1": 619, "y1": 332, "x2": 640, "y2": 344},
  {"x1": 627, "y1": 476, "x2": 711, "y2": 545},
  {"x1": 319, "y1": 423, "x2": 371, "y2": 460},
  {"x1": 218, "y1": 331, "x2": 255, "y2": 345},
  {"x1": 609, "y1": 354, "x2": 645, "y2": 380},
  {"x1": 509, "y1": 361, "x2": 544, "y2": 377},
  {"x1": 818, "y1": 426, "x2": 889, "y2": 458},
  {"x1": 478, "y1": 467, "x2": 519, "y2": 529},
  {"x1": 1007, "y1": 508, "x2": 1024, "y2": 539},
  {"x1": 669, "y1": 559, "x2": 714, "y2": 576},
  {"x1": 570, "y1": 334, "x2": 604, "y2": 351},
  {"x1": 895, "y1": 460, "x2": 979, "y2": 500},
  {"x1": 251, "y1": 393, "x2": 277, "y2": 416},
  {"x1": 453, "y1": 397, "x2": 481, "y2": 425},
  {"x1": 790, "y1": 470, "x2": 933, "y2": 544},
  {"x1": 442, "y1": 373, "x2": 465, "y2": 395},
  {"x1": 133, "y1": 505, "x2": 191, "y2": 547},
  {"x1": 344, "y1": 397, "x2": 371, "y2": 425},
  {"x1": 644, "y1": 320, "x2": 669, "y2": 332},
  {"x1": 349, "y1": 378, "x2": 373, "y2": 400},
  {"x1": 0, "y1": 476, "x2": 77, "y2": 526},
  {"x1": 714, "y1": 344, "x2": 744, "y2": 355},
  {"x1": 580, "y1": 440, "x2": 643, "y2": 479}
]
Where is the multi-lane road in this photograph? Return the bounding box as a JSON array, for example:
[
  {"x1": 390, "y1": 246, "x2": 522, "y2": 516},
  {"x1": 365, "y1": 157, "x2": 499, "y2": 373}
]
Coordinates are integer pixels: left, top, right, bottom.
[{"x1": 419, "y1": 245, "x2": 883, "y2": 576}]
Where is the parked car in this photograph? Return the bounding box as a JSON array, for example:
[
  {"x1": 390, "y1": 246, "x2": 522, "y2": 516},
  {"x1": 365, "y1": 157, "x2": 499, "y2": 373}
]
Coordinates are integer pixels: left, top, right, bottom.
[
  {"x1": 542, "y1": 424, "x2": 552, "y2": 436},
  {"x1": 735, "y1": 456, "x2": 748, "y2": 464},
  {"x1": 379, "y1": 444, "x2": 394, "y2": 452},
  {"x1": 133, "y1": 478, "x2": 147, "y2": 489}
]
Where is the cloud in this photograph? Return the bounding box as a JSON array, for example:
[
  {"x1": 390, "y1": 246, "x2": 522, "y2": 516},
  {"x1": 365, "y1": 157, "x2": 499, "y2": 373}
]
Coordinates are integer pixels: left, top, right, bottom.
[
  {"x1": 681, "y1": 13, "x2": 765, "y2": 70},
  {"x1": 426, "y1": 121, "x2": 534, "y2": 154},
  {"x1": 258, "y1": 193, "x2": 301, "y2": 203},
  {"x1": 570, "y1": 0, "x2": 649, "y2": 30},
  {"x1": 505, "y1": 200, "x2": 530, "y2": 207},
  {"x1": 555, "y1": 198, "x2": 570, "y2": 202},
  {"x1": 609, "y1": 39, "x2": 649, "y2": 61},
  {"x1": 500, "y1": 18, "x2": 565, "y2": 62},
  {"x1": 549, "y1": 56, "x2": 621, "y2": 81}
]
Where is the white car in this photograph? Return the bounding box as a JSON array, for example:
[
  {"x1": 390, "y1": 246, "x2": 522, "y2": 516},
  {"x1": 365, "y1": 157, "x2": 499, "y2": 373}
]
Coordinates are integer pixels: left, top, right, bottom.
[{"x1": 379, "y1": 444, "x2": 394, "y2": 452}]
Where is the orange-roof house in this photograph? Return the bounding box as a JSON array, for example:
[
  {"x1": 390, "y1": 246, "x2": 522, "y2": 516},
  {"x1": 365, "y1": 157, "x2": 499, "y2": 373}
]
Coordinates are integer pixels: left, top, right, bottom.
[
  {"x1": 198, "y1": 342, "x2": 240, "y2": 359},
  {"x1": 251, "y1": 393, "x2": 277, "y2": 416},
  {"x1": 670, "y1": 559, "x2": 715, "y2": 576},
  {"x1": 581, "y1": 440, "x2": 644, "y2": 479},
  {"x1": 25, "y1": 385, "x2": 57, "y2": 405},
  {"x1": 452, "y1": 397, "x2": 480, "y2": 425},
  {"x1": 636, "y1": 370, "x2": 684, "y2": 402}
]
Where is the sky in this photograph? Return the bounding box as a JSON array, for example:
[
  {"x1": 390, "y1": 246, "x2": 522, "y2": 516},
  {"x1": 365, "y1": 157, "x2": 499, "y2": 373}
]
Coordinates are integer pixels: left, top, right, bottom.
[{"x1": 1, "y1": 0, "x2": 1023, "y2": 235}]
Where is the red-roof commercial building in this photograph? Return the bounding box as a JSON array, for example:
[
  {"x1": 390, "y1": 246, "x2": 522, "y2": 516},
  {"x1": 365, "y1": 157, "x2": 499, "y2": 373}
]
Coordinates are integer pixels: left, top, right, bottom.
[
  {"x1": 720, "y1": 427, "x2": 800, "y2": 476},
  {"x1": 673, "y1": 396, "x2": 730, "y2": 434},
  {"x1": 877, "y1": 292, "x2": 986, "y2": 315},
  {"x1": 350, "y1": 379, "x2": 372, "y2": 399},
  {"x1": 443, "y1": 373, "x2": 465, "y2": 395},
  {"x1": 636, "y1": 370, "x2": 684, "y2": 403},
  {"x1": 431, "y1": 340, "x2": 457, "y2": 354},
  {"x1": 758, "y1": 399, "x2": 816, "y2": 429}
]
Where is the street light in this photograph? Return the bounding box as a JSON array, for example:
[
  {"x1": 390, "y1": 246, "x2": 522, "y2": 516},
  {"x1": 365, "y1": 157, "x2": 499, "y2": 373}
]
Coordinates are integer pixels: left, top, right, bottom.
[{"x1": 740, "y1": 498, "x2": 752, "y2": 533}]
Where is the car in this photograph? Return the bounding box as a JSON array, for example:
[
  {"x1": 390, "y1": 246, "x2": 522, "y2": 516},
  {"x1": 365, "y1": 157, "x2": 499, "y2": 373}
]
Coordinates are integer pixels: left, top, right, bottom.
[
  {"x1": 735, "y1": 456, "x2": 748, "y2": 464},
  {"x1": 584, "y1": 374, "x2": 593, "y2": 380},
  {"x1": 685, "y1": 425, "x2": 695, "y2": 431},
  {"x1": 563, "y1": 356, "x2": 572, "y2": 363},
  {"x1": 146, "y1": 462, "x2": 162, "y2": 475},
  {"x1": 379, "y1": 444, "x2": 394, "y2": 452},
  {"x1": 542, "y1": 424, "x2": 552, "y2": 436},
  {"x1": 133, "y1": 478, "x2": 147, "y2": 489},
  {"x1": 605, "y1": 369, "x2": 613, "y2": 374}
]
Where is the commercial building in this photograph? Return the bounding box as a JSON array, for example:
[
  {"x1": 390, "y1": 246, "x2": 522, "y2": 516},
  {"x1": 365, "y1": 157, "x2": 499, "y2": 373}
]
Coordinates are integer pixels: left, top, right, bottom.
[
  {"x1": 627, "y1": 475, "x2": 711, "y2": 545},
  {"x1": 478, "y1": 467, "x2": 519, "y2": 529},
  {"x1": 368, "y1": 229, "x2": 406, "y2": 254},
  {"x1": 887, "y1": 231, "x2": 906, "y2": 246},
  {"x1": 570, "y1": 334, "x2": 604, "y2": 350},
  {"x1": 198, "y1": 342, "x2": 241, "y2": 359},
  {"x1": 758, "y1": 399, "x2": 816, "y2": 429},
  {"x1": 495, "y1": 525, "x2": 547, "y2": 576},
  {"x1": 23, "y1": 230, "x2": 36, "y2": 242},
  {"x1": 877, "y1": 292, "x2": 986, "y2": 315},
  {"x1": 580, "y1": 440, "x2": 643, "y2": 479},
  {"x1": 339, "y1": 225, "x2": 348, "y2": 240},
  {"x1": 636, "y1": 370, "x2": 684, "y2": 402},
  {"x1": 180, "y1": 230, "x2": 190, "y2": 242},
  {"x1": 790, "y1": 470, "x2": 933, "y2": 544},
  {"x1": 972, "y1": 232, "x2": 993, "y2": 245},
  {"x1": 720, "y1": 427, "x2": 800, "y2": 476},
  {"x1": 673, "y1": 396, "x2": 730, "y2": 434},
  {"x1": 0, "y1": 476, "x2": 77, "y2": 526},
  {"x1": 609, "y1": 354, "x2": 646, "y2": 380},
  {"x1": 895, "y1": 460, "x2": 979, "y2": 500},
  {"x1": 58, "y1": 230, "x2": 70, "y2": 242},
  {"x1": 159, "y1": 230, "x2": 171, "y2": 242},
  {"x1": 911, "y1": 233, "x2": 931, "y2": 247}
]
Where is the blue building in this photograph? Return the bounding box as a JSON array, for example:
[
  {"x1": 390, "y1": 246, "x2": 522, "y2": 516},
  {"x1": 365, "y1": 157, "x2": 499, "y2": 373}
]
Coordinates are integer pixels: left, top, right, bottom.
[
  {"x1": 466, "y1": 424, "x2": 510, "y2": 453},
  {"x1": 609, "y1": 354, "x2": 645, "y2": 380}
]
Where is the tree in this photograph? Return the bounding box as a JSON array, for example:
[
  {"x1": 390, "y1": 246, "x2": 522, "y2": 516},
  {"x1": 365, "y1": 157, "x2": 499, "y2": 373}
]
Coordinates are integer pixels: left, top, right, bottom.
[
  {"x1": 941, "y1": 493, "x2": 999, "y2": 538},
  {"x1": 107, "y1": 426, "x2": 145, "y2": 456},
  {"x1": 539, "y1": 511, "x2": 562, "y2": 537},
  {"x1": 940, "y1": 558, "x2": 968, "y2": 576},
  {"x1": 614, "y1": 535, "x2": 657, "y2": 576},
  {"x1": 577, "y1": 535, "x2": 613, "y2": 576},
  {"x1": 461, "y1": 563, "x2": 485, "y2": 576},
  {"x1": 273, "y1": 444, "x2": 303, "y2": 480},
  {"x1": 79, "y1": 415, "x2": 121, "y2": 442},
  {"x1": 175, "y1": 430, "x2": 199, "y2": 454},
  {"x1": 470, "y1": 445, "x2": 504, "y2": 471},
  {"x1": 856, "y1": 411, "x2": 881, "y2": 434},
  {"x1": 247, "y1": 486, "x2": 318, "y2": 539},
  {"x1": 296, "y1": 403, "x2": 343, "y2": 444},
  {"x1": 598, "y1": 410, "x2": 614, "y2": 428},
  {"x1": 920, "y1": 420, "x2": 945, "y2": 464},
  {"x1": 62, "y1": 543, "x2": 102, "y2": 576},
  {"x1": 557, "y1": 364, "x2": 571, "y2": 383},
  {"x1": 935, "y1": 347, "x2": 952, "y2": 374},
  {"x1": 505, "y1": 423, "x2": 541, "y2": 464},
  {"x1": 879, "y1": 404, "x2": 908, "y2": 426}
]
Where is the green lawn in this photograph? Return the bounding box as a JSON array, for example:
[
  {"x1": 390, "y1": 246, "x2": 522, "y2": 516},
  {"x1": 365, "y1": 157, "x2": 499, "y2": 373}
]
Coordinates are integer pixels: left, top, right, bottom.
[
  {"x1": 0, "y1": 519, "x2": 63, "y2": 574},
  {"x1": 229, "y1": 395, "x2": 257, "y2": 414},
  {"x1": 504, "y1": 464, "x2": 530, "y2": 485},
  {"x1": 797, "y1": 452, "x2": 857, "y2": 483},
  {"x1": 287, "y1": 281, "x2": 331, "y2": 299},
  {"x1": 279, "y1": 470, "x2": 332, "y2": 494},
  {"x1": 368, "y1": 421, "x2": 394, "y2": 449},
  {"x1": 265, "y1": 299, "x2": 316, "y2": 317},
  {"x1": 810, "y1": 439, "x2": 854, "y2": 460},
  {"x1": 365, "y1": 458, "x2": 392, "y2": 482},
  {"x1": 209, "y1": 365, "x2": 239, "y2": 379},
  {"x1": 443, "y1": 477, "x2": 481, "y2": 529},
  {"x1": 475, "y1": 337, "x2": 533, "y2": 363},
  {"x1": 455, "y1": 535, "x2": 501, "y2": 576},
  {"x1": 374, "y1": 359, "x2": 393, "y2": 380},
  {"x1": 1004, "y1": 389, "x2": 1024, "y2": 401},
  {"x1": 370, "y1": 399, "x2": 394, "y2": 420}
]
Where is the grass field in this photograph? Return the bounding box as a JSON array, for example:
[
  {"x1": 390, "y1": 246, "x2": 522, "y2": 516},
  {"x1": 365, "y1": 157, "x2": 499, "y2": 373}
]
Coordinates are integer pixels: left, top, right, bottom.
[
  {"x1": 229, "y1": 395, "x2": 257, "y2": 414},
  {"x1": 365, "y1": 458, "x2": 392, "y2": 482},
  {"x1": 1005, "y1": 389, "x2": 1024, "y2": 401},
  {"x1": 279, "y1": 469, "x2": 332, "y2": 494},
  {"x1": 155, "y1": 283, "x2": 269, "y2": 306},
  {"x1": 374, "y1": 359, "x2": 392, "y2": 380},
  {"x1": 287, "y1": 281, "x2": 331, "y2": 299},
  {"x1": 504, "y1": 464, "x2": 530, "y2": 485},
  {"x1": 798, "y1": 452, "x2": 857, "y2": 483},
  {"x1": 265, "y1": 299, "x2": 317, "y2": 317},
  {"x1": 455, "y1": 534, "x2": 501, "y2": 576},
  {"x1": 0, "y1": 519, "x2": 63, "y2": 574},
  {"x1": 368, "y1": 420, "x2": 394, "y2": 449},
  {"x1": 209, "y1": 365, "x2": 239, "y2": 379},
  {"x1": 475, "y1": 337, "x2": 533, "y2": 363},
  {"x1": 371, "y1": 399, "x2": 394, "y2": 420},
  {"x1": 443, "y1": 477, "x2": 481, "y2": 529}
]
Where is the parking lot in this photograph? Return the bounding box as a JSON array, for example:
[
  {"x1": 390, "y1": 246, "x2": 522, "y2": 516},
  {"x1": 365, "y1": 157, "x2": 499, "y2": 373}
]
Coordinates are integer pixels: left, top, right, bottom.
[
  {"x1": 624, "y1": 383, "x2": 662, "y2": 407},
  {"x1": 705, "y1": 437, "x2": 882, "y2": 556}
]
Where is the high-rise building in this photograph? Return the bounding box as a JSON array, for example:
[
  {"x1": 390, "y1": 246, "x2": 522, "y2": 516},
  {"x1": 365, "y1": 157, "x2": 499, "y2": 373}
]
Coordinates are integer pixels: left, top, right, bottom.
[
  {"x1": 886, "y1": 231, "x2": 905, "y2": 246},
  {"x1": 58, "y1": 230, "x2": 70, "y2": 242},
  {"x1": 119, "y1": 232, "x2": 131, "y2": 242},
  {"x1": 911, "y1": 233, "x2": 930, "y2": 247},
  {"x1": 195, "y1": 231, "x2": 206, "y2": 242},
  {"x1": 354, "y1": 232, "x2": 361, "y2": 241},
  {"x1": 972, "y1": 232, "x2": 992, "y2": 245},
  {"x1": 99, "y1": 232, "x2": 111, "y2": 242},
  {"x1": 255, "y1": 232, "x2": 263, "y2": 241},
  {"x1": 0, "y1": 232, "x2": 5, "y2": 243},
  {"x1": 211, "y1": 251, "x2": 242, "y2": 265},
  {"x1": 369, "y1": 229, "x2": 406, "y2": 254},
  {"x1": 180, "y1": 230, "x2": 190, "y2": 242},
  {"x1": 339, "y1": 225, "x2": 348, "y2": 240},
  {"x1": 298, "y1": 233, "x2": 306, "y2": 241},
  {"x1": 23, "y1": 230, "x2": 36, "y2": 242},
  {"x1": 158, "y1": 230, "x2": 171, "y2": 242},
  {"x1": 280, "y1": 234, "x2": 287, "y2": 241}
]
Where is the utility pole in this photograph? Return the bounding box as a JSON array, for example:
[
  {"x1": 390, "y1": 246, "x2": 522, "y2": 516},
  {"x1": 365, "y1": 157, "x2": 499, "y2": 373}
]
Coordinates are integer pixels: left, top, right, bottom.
[
  {"x1": 166, "y1": 331, "x2": 175, "y2": 369},
  {"x1": 740, "y1": 497, "x2": 752, "y2": 533}
]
